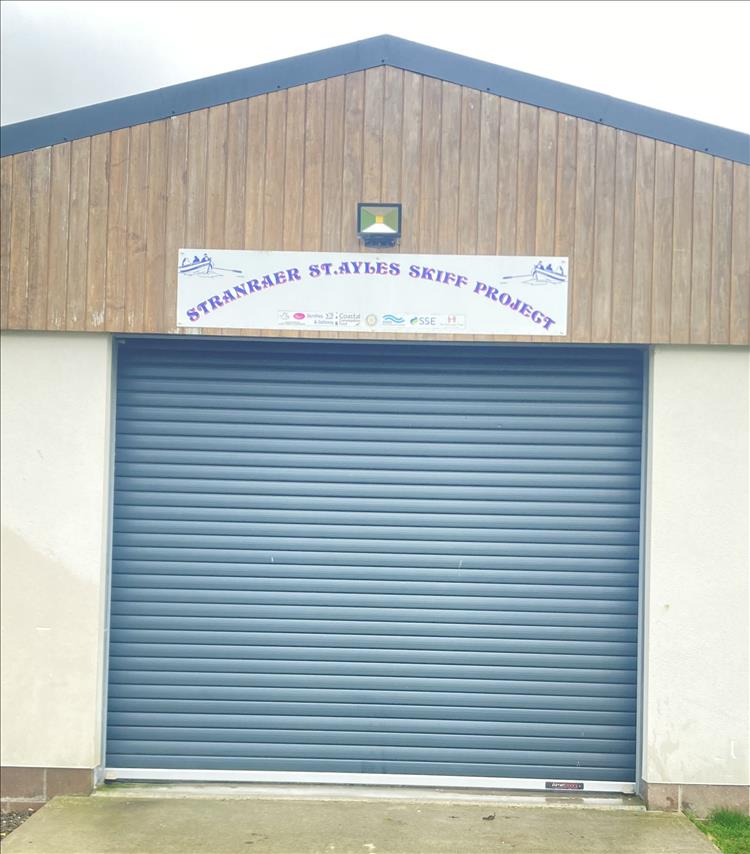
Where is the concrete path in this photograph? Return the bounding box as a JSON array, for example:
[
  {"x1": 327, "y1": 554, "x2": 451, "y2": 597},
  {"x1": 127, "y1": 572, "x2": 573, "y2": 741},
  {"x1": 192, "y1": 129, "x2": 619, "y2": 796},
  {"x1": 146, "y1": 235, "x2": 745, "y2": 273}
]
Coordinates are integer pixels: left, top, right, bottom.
[{"x1": 2, "y1": 793, "x2": 719, "y2": 854}]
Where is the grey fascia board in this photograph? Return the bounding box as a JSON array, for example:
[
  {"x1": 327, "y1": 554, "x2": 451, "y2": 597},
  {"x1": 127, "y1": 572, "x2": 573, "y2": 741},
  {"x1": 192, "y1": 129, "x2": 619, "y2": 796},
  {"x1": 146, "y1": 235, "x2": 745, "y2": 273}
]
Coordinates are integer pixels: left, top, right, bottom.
[{"x1": 2, "y1": 34, "x2": 748, "y2": 164}]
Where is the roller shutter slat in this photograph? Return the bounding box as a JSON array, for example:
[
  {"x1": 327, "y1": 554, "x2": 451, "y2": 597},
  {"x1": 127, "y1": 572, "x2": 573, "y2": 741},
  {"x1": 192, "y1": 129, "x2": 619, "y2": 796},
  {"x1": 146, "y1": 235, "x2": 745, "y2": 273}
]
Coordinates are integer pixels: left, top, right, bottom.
[
  {"x1": 106, "y1": 689, "x2": 639, "y2": 722},
  {"x1": 108, "y1": 712, "x2": 634, "y2": 738},
  {"x1": 110, "y1": 630, "x2": 637, "y2": 653},
  {"x1": 113, "y1": 493, "x2": 639, "y2": 516},
  {"x1": 110, "y1": 645, "x2": 635, "y2": 669},
  {"x1": 111, "y1": 575, "x2": 638, "y2": 596},
  {"x1": 108, "y1": 700, "x2": 636, "y2": 725},
  {"x1": 116, "y1": 434, "x2": 643, "y2": 460}
]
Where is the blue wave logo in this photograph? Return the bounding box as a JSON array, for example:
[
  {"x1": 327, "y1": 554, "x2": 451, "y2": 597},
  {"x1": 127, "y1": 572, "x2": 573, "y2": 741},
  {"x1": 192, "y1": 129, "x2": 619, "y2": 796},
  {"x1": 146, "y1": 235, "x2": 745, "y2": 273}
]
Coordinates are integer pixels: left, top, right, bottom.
[{"x1": 382, "y1": 314, "x2": 405, "y2": 324}]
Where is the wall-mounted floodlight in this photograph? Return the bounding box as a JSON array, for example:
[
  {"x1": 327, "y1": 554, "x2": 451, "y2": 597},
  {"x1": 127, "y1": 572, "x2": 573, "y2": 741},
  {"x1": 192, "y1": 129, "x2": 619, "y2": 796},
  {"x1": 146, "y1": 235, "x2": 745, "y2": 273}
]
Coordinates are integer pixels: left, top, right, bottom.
[{"x1": 357, "y1": 203, "x2": 402, "y2": 248}]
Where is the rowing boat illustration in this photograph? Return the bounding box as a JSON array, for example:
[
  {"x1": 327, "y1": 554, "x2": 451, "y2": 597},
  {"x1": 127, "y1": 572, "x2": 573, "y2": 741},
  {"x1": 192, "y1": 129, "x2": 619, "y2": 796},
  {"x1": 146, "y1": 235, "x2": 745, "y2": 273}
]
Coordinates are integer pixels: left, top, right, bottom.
[
  {"x1": 531, "y1": 263, "x2": 566, "y2": 283},
  {"x1": 502, "y1": 261, "x2": 567, "y2": 285},
  {"x1": 180, "y1": 255, "x2": 214, "y2": 275}
]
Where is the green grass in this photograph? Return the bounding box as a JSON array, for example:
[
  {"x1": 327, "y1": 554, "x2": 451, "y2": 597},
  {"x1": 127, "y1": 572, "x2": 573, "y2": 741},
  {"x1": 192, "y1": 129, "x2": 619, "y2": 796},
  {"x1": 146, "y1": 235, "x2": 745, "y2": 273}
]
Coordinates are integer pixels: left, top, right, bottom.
[{"x1": 689, "y1": 810, "x2": 750, "y2": 854}]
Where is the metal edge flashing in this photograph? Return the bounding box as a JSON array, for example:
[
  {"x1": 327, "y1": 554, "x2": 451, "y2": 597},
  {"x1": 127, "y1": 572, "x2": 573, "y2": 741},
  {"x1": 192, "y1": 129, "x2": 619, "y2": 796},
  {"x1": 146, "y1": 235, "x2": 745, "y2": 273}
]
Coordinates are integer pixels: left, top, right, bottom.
[
  {"x1": 103, "y1": 769, "x2": 636, "y2": 794},
  {"x1": 634, "y1": 347, "x2": 650, "y2": 798},
  {"x1": 636, "y1": 346, "x2": 657, "y2": 800},
  {"x1": 2, "y1": 35, "x2": 748, "y2": 163},
  {"x1": 96, "y1": 336, "x2": 119, "y2": 787}
]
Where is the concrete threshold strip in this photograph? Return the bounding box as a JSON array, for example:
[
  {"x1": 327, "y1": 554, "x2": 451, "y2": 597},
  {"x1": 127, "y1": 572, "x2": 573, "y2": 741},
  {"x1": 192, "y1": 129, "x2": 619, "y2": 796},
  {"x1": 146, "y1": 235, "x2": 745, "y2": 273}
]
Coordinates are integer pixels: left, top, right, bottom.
[
  {"x1": 2, "y1": 792, "x2": 720, "y2": 854},
  {"x1": 95, "y1": 782, "x2": 646, "y2": 811}
]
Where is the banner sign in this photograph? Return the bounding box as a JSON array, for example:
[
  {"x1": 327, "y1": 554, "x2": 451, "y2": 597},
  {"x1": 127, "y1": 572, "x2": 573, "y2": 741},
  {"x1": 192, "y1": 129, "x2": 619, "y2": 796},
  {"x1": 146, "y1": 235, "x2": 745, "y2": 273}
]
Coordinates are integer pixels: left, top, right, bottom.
[{"x1": 177, "y1": 249, "x2": 569, "y2": 335}]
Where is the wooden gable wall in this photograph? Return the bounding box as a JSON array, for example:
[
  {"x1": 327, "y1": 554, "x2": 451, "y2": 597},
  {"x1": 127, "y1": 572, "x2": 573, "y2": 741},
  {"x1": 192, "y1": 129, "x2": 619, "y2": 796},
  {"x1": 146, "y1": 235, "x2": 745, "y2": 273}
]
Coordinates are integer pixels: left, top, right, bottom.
[{"x1": 1, "y1": 67, "x2": 748, "y2": 343}]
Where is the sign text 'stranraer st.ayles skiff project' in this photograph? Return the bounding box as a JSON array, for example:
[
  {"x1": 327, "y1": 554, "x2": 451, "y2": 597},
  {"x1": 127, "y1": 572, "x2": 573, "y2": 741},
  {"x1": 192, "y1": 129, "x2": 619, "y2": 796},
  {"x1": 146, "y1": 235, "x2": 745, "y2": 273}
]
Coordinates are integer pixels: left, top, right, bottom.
[{"x1": 177, "y1": 250, "x2": 569, "y2": 335}]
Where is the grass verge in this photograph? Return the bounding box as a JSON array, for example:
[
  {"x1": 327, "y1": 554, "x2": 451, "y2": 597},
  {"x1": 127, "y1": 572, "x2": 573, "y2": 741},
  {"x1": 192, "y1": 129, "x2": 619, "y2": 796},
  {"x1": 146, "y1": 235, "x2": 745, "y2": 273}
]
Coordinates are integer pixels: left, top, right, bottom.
[{"x1": 688, "y1": 810, "x2": 750, "y2": 854}]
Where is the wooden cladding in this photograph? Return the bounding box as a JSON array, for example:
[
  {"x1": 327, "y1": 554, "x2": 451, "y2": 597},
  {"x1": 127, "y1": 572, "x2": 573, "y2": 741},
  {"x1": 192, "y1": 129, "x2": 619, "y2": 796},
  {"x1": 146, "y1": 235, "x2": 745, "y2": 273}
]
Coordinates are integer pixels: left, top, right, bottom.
[{"x1": 1, "y1": 67, "x2": 748, "y2": 343}]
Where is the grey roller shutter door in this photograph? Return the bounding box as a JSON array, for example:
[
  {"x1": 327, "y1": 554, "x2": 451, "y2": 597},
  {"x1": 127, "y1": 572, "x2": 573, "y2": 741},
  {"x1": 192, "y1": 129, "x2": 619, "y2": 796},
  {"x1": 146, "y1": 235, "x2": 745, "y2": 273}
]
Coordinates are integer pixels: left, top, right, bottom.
[{"x1": 107, "y1": 339, "x2": 642, "y2": 785}]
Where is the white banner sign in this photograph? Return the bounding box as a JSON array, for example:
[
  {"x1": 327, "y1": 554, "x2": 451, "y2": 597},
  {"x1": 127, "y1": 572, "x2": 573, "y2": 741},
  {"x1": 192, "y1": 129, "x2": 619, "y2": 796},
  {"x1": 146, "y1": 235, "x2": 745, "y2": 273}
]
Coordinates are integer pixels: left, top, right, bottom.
[{"x1": 177, "y1": 249, "x2": 569, "y2": 335}]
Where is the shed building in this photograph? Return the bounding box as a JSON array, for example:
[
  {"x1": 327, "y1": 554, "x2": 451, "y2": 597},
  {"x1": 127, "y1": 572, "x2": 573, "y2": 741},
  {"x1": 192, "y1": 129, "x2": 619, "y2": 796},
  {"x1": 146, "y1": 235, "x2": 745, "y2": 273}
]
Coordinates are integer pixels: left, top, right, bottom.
[{"x1": 1, "y1": 35, "x2": 748, "y2": 814}]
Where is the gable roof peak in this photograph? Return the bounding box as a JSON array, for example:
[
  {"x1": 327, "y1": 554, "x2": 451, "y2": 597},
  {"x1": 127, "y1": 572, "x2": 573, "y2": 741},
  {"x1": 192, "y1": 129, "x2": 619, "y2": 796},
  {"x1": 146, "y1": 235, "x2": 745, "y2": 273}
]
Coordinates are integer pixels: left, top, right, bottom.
[{"x1": 2, "y1": 33, "x2": 748, "y2": 163}]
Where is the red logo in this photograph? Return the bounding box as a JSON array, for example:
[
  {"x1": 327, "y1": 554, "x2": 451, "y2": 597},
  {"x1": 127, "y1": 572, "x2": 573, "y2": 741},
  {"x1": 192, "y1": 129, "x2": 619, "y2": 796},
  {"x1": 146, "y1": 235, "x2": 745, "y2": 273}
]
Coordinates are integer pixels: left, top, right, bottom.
[{"x1": 293, "y1": 312, "x2": 306, "y2": 320}]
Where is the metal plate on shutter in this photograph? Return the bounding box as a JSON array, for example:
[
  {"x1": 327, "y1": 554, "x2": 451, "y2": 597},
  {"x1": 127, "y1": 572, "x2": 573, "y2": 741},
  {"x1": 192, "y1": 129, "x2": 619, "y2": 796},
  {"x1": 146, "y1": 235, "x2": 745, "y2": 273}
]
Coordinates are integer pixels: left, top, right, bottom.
[{"x1": 107, "y1": 340, "x2": 642, "y2": 789}]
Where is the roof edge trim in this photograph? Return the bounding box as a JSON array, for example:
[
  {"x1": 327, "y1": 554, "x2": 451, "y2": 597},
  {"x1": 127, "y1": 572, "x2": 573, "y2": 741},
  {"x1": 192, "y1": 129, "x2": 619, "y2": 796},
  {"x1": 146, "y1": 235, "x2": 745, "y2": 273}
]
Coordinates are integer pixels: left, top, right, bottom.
[{"x1": 2, "y1": 34, "x2": 748, "y2": 163}]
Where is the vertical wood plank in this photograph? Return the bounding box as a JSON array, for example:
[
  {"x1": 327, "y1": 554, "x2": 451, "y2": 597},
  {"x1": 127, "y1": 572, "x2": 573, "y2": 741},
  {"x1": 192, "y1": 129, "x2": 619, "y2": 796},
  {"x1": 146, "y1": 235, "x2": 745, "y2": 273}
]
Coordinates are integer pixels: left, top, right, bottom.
[
  {"x1": 497, "y1": 98, "x2": 519, "y2": 255},
  {"x1": 362, "y1": 66, "x2": 385, "y2": 203},
  {"x1": 85, "y1": 134, "x2": 110, "y2": 330},
  {"x1": 631, "y1": 136, "x2": 655, "y2": 341},
  {"x1": 457, "y1": 87, "x2": 480, "y2": 254},
  {"x1": 224, "y1": 100, "x2": 248, "y2": 249},
  {"x1": 535, "y1": 108, "x2": 558, "y2": 256},
  {"x1": 418, "y1": 76, "x2": 442, "y2": 253},
  {"x1": 0, "y1": 157, "x2": 12, "y2": 328},
  {"x1": 381, "y1": 68, "x2": 403, "y2": 205},
  {"x1": 361, "y1": 73, "x2": 385, "y2": 342},
  {"x1": 185, "y1": 109, "x2": 208, "y2": 249},
  {"x1": 392, "y1": 73, "x2": 418, "y2": 339},
  {"x1": 689, "y1": 151, "x2": 714, "y2": 343},
  {"x1": 143, "y1": 120, "x2": 168, "y2": 332},
  {"x1": 8, "y1": 152, "x2": 32, "y2": 328},
  {"x1": 301, "y1": 81, "x2": 325, "y2": 251},
  {"x1": 272, "y1": 85, "x2": 305, "y2": 340},
  {"x1": 554, "y1": 115, "x2": 577, "y2": 258},
  {"x1": 245, "y1": 95, "x2": 267, "y2": 249},
  {"x1": 340, "y1": 72, "x2": 364, "y2": 253},
  {"x1": 282, "y1": 85, "x2": 306, "y2": 250},
  {"x1": 124, "y1": 123, "x2": 149, "y2": 332},
  {"x1": 476, "y1": 93, "x2": 499, "y2": 255},
  {"x1": 710, "y1": 158, "x2": 733, "y2": 342},
  {"x1": 399, "y1": 72, "x2": 422, "y2": 254},
  {"x1": 554, "y1": 113, "x2": 577, "y2": 340},
  {"x1": 205, "y1": 104, "x2": 229, "y2": 248},
  {"x1": 437, "y1": 82, "x2": 461, "y2": 254},
  {"x1": 571, "y1": 120, "x2": 596, "y2": 341},
  {"x1": 669, "y1": 146, "x2": 693, "y2": 343},
  {"x1": 26, "y1": 148, "x2": 52, "y2": 331},
  {"x1": 65, "y1": 137, "x2": 91, "y2": 330},
  {"x1": 163, "y1": 115, "x2": 189, "y2": 332},
  {"x1": 321, "y1": 76, "x2": 345, "y2": 252},
  {"x1": 651, "y1": 141, "x2": 674, "y2": 343},
  {"x1": 262, "y1": 90, "x2": 287, "y2": 250},
  {"x1": 363, "y1": 67, "x2": 386, "y2": 339},
  {"x1": 309, "y1": 75, "x2": 343, "y2": 340},
  {"x1": 47, "y1": 142, "x2": 71, "y2": 330},
  {"x1": 610, "y1": 131, "x2": 636, "y2": 342},
  {"x1": 591, "y1": 124, "x2": 616, "y2": 342},
  {"x1": 515, "y1": 103, "x2": 538, "y2": 254},
  {"x1": 105, "y1": 130, "x2": 128, "y2": 331},
  {"x1": 729, "y1": 163, "x2": 749, "y2": 344}
]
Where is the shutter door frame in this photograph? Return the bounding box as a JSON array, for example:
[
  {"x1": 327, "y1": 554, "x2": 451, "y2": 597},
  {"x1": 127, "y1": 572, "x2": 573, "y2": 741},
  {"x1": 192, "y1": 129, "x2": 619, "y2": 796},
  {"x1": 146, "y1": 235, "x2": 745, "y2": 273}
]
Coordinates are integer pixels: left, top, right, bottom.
[{"x1": 104, "y1": 338, "x2": 645, "y2": 794}]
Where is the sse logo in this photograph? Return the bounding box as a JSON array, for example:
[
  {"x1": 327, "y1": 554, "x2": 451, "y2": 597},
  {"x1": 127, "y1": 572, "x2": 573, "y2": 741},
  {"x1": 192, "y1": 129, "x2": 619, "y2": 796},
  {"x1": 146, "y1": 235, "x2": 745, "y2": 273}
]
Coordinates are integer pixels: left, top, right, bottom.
[{"x1": 410, "y1": 316, "x2": 437, "y2": 326}]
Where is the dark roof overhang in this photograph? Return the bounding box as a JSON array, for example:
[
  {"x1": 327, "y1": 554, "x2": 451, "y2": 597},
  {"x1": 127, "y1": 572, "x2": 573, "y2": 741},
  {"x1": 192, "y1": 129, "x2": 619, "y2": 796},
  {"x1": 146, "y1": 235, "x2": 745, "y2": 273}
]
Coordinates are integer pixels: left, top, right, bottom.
[{"x1": 2, "y1": 34, "x2": 748, "y2": 163}]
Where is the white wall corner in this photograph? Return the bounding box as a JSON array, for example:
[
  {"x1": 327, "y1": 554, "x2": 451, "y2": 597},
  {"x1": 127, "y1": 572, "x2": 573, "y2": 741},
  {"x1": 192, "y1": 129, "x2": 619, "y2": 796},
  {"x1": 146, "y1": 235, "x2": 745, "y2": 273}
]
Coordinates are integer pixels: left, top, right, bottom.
[
  {"x1": 642, "y1": 345, "x2": 750, "y2": 787},
  {"x1": 1, "y1": 331, "x2": 113, "y2": 769}
]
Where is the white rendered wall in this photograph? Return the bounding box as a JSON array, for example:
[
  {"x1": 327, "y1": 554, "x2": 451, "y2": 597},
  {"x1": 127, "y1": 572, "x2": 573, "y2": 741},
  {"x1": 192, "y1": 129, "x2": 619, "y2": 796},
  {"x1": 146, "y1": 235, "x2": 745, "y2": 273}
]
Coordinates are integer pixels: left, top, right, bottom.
[
  {"x1": 2, "y1": 334, "x2": 748, "y2": 784},
  {"x1": 643, "y1": 346, "x2": 750, "y2": 786},
  {"x1": 1, "y1": 332, "x2": 113, "y2": 768}
]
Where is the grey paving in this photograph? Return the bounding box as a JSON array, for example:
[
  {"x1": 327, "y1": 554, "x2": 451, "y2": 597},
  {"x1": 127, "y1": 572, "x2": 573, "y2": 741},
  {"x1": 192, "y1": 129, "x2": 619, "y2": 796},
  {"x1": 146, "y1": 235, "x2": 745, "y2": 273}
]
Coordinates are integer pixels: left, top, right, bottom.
[{"x1": 2, "y1": 794, "x2": 719, "y2": 854}]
